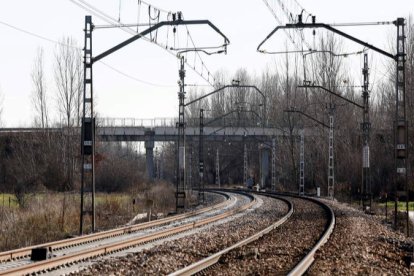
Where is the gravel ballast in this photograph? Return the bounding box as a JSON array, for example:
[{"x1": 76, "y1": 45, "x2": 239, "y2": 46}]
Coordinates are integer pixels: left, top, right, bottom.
[
  {"x1": 70, "y1": 195, "x2": 413, "y2": 275},
  {"x1": 204, "y1": 197, "x2": 328, "y2": 275},
  {"x1": 74, "y1": 194, "x2": 288, "y2": 275},
  {"x1": 308, "y1": 199, "x2": 412, "y2": 275}
]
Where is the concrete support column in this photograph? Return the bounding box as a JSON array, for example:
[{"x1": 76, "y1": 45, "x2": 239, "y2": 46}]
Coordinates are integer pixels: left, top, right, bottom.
[
  {"x1": 145, "y1": 130, "x2": 155, "y2": 181},
  {"x1": 259, "y1": 144, "x2": 270, "y2": 189}
]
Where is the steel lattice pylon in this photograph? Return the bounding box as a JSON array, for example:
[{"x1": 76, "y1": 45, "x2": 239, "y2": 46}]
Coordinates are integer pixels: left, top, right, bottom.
[
  {"x1": 80, "y1": 16, "x2": 95, "y2": 235},
  {"x1": 188, "y1": 142, "x2": 193, "y2": 191},
  {"x1": 361, "y1": 53, "x2": 371, "y2": 210},
  {"x1": 176, "y1": 56, "x2": 186, "y2": 212},
  {"x1": 198, "y1": 109, "x2": 205, "y2": 203},
  {"x1": 327, "y1": 106, "x2": 335, "y2": 199},
  {"x1": 394, "y1": 18, "x2": 408, "y2": 232},
  {"x1": 299, "y1": 130, "x2": 305, "y2": 196},
  {"x1": 271, "y1": 138, "x2": 276, "y2": 192}
]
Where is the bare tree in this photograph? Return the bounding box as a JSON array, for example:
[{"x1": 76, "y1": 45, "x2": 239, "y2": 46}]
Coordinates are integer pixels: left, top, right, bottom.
[
  {"x1": 54, "y1": 37, "x2": 82, "y2": 191},
  {"x1": 54, "y1": 37, "x2": 82, "y2": 128},
  {"x1": 31, "y1": 47, "x2": 48, "y2": 128}
]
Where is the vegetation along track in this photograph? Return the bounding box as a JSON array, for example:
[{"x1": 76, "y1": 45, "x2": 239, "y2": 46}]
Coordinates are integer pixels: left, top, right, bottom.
[
  {"x1": 170, "y1": 191, "x2": 335, "y2": 276},
  {"x1": 0, "y1": 191, "x2": 254, "y2": 275}
]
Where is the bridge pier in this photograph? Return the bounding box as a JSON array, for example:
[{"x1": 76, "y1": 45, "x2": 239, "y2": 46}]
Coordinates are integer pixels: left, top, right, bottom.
[
  {"x1": 145, "y1": 130, "x2": 155, "y2": 181},
  {"x1": 259, "y1": 144, "x2": 270, "y2": 189}
]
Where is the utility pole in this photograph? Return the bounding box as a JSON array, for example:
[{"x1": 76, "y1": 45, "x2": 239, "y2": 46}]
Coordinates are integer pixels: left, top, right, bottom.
[
  {"x1": 80, "y1": 16, "x2": 95, "y2": 235},
  {"x1": 328, "y1": 104, "x2": 335, "y2": 199},
  {"x1": 176, "y1": 56, "x2": 186, "y2": 211},
  {"x1": 188, "y1": 141, "x2": 193, "y2": 192},
  {"x1": 394, "y1": 18, "x2": 408, "y2": 234},
  {"x1": 299, "y1": 130, "x2": 305, "y2": 196},
  {"x1": 199, "y1": 109, "x2": 204, "y2": 203},
  {"x1": 361, "y1": 53, "x2": 372, "y2": 211}
]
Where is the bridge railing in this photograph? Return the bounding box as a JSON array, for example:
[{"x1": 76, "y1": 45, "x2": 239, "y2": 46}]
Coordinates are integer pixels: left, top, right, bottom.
[
  {"x1": 96, "y1": 117, "x2": 178, "y2": 127},
  {"x1": 96, "y1": 117, "x2": 264, "y2": 128}
]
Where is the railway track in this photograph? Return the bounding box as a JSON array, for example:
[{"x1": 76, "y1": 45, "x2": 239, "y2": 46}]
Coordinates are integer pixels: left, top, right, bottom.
[
  {"x1": 75, "y1": 190, "x2": 291, "y2": 275},
  {"x1": 0, "y1": 191, "x2": 254, "y2": 275},
  {"x1": 170, "y1": 192, "x2": 335, "y2": 276},
  {"x1": 0, "y1": 191, "x2": 230, "y2": 264}
]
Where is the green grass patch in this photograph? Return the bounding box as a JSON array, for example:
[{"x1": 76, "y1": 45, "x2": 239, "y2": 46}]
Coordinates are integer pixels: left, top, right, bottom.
[
  {"x1": 94, "y1": 193, "x2": 132, "y2": 205},
  {"x1": 379, "y1": 201, "x2": 414, "y2": 211},
  {"x1": 0, "y1": 194, "x2": 18, "y2": 208}
]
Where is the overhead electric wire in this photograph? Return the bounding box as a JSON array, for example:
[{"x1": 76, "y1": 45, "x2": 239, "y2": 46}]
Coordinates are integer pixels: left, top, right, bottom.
[
  {"x1": 0, "y1": 18, "x2": 174, "y2": 88},
  {"x1": 0, "y1": 20, "x2": 69, "y2": 47},
  {"x1": 99, "y1": 61, "x2": 175, "y2": 87},
  {"x1": 94, "y1": 22, "x2": 153, "y2": 29},
  {"x1": 328, "y1": 21, "x2": 394, "y2": 27},
  {"x1": 70, "y1": 0, "x2": 219, "y2": 87},
  {"x1": 182, "y1": 23, "x2": 218, "y2": 83},
  {"x1": 262, "y1": 0, "x2": 313, "y2": 51},
  {"x1": 261, "y1": 0, "x2": 302, "y2": 51}
]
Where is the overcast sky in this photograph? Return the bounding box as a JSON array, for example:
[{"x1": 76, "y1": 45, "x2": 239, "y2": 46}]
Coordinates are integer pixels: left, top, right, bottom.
[{"x1": 0, "y1": 0, "x2": 413, "y2": 127}]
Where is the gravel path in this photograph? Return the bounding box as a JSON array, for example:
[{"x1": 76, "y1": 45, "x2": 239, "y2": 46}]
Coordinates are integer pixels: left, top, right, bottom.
[
  {"x1": 73, "y1": 194, "x2": 288, "y2": 275},
  {"x1": 308, "y1": 199, "x2": 412, "y2": 275},
  {"x1": 203, "y1": 197, "x2": 328, "y2": 275}
]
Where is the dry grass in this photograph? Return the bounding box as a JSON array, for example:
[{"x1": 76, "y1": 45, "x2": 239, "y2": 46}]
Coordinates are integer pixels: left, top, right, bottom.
[
  {"x1": 0, "y1": 193, "x2": 79, "y2": 251},
  {"x1": 0, "y1": 181, "x2": 177, "y2": 252},
  {"x1": 128, "y1": 181, "x2": 176, "y2": 219},
  {"x1": 0, "y1": 192, "x2": 138, "y2": 252}
]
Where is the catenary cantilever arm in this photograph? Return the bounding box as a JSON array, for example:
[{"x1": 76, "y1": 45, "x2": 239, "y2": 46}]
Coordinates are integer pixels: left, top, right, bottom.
[
  {"x1": 185, "y1": 85, "x2": 265, "y2": 107},
  {"x1": 257, "y1": 23, "x2": 395, "y2": 60},
  {"x1": 185, "y1": 85, "x2": 231, "y2": 107},
  {"x1": 298, "y1": 85, "x2": 364, "y2": 109},
  {"x1": 94, "y1": 19, "x2": 230, "y2": 63},
  {"x1": 284, "y1": 109, "x2": 330, "y2": 128}
]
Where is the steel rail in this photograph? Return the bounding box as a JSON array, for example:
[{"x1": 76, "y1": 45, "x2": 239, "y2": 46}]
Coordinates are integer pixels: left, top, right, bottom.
[
  {"x1": 0, "y1": 191, "x2": 231, "y2": 263},
  {"x1": 287, "y1": 196, "x2": 335, "y2": 276},
  {"x1": 169, "y1": 195, "x2": 293, "y2": 276},
  {"x1": 0, "y1": 192, "x2": 255, "y2": 275}
]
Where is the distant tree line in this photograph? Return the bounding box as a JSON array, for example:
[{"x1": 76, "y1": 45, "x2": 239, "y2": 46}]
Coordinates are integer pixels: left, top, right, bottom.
[
  {"x1": 175, "y1": 18, "x2": 414, "y2": 200},
  {"x1": 1, "y1": 17, "x2": 414, "y2": 205}
]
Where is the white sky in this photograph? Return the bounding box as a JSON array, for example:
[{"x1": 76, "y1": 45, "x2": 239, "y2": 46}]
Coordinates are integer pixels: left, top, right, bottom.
[{"x1": 0, "y1": 0, "x2": 413, "y2": 127}]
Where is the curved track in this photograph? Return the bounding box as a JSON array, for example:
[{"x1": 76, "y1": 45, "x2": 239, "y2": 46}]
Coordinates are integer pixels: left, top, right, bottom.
[
  {"x1": 170, "y1": 193, "x2": 294, "y2": 276},
  {"x1": 170, "y1": 191, "x2": 335, "y2": 276},
  {"x1": 0, "y1": 191, "x2": 254, "y2": 275}
]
